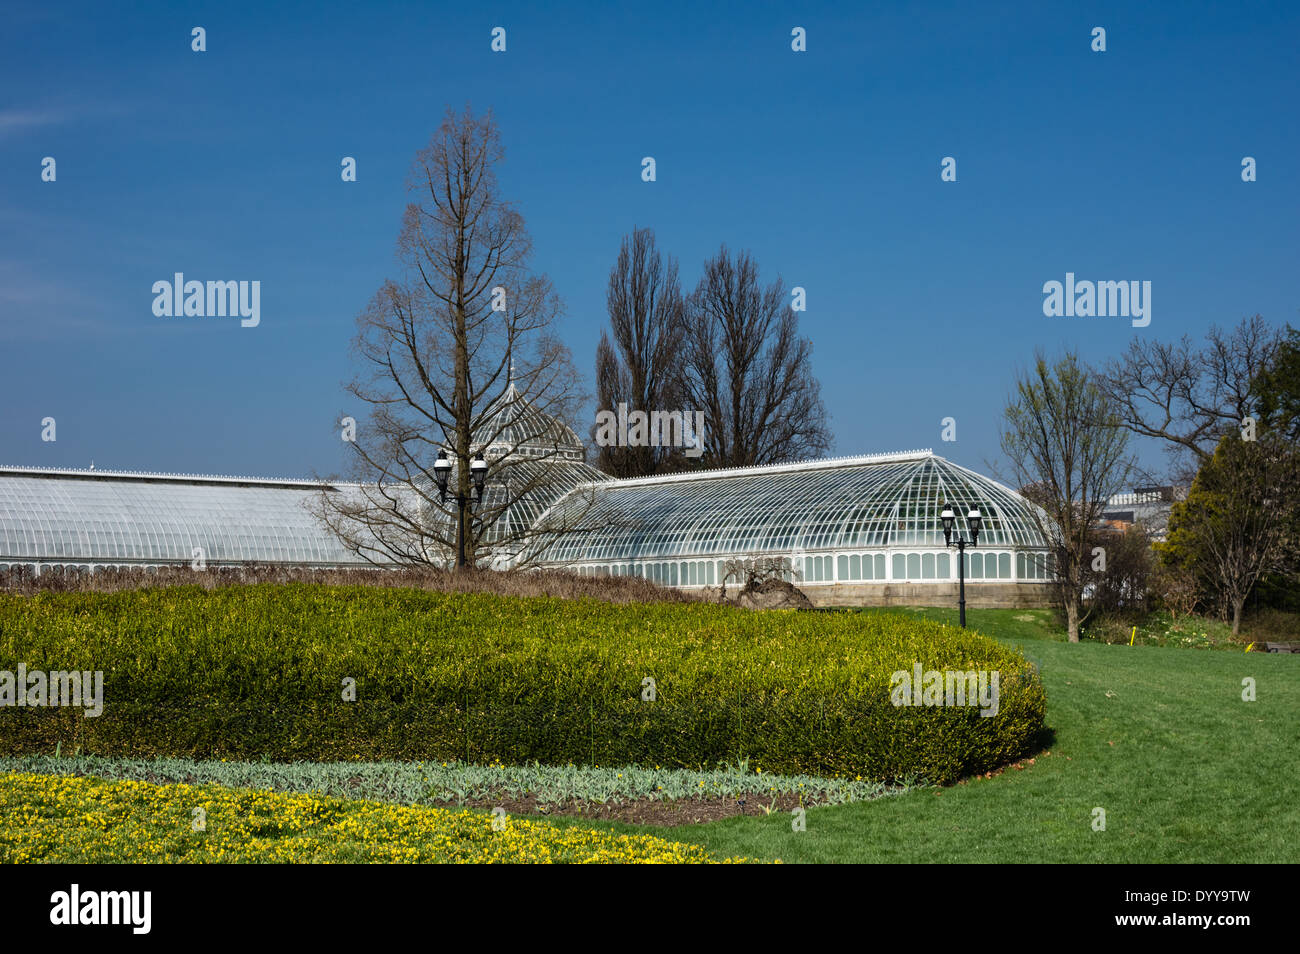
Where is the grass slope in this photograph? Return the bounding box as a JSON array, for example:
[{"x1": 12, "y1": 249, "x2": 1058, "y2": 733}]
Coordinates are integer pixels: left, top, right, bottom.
[{"x1": 575, "y1": 609, "x2": 1299, "y2": 863}]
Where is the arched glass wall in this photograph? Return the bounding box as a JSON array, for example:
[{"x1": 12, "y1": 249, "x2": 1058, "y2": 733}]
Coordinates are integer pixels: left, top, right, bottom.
[
  {"x1": 1, "y1": 450, "x2": 1056, "y2": 591},
  {"x1": 532, "y1": 451, "x2": 1053, "y2": 583},
  {"x1": 0, "y1": 469, "x2": 369, "y2": 569}
]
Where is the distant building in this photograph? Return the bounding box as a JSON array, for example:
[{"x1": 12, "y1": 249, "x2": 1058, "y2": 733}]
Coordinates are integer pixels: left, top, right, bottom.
[{"x1": 1098, "y1": 486, "x2": 1183, "y2": 541}]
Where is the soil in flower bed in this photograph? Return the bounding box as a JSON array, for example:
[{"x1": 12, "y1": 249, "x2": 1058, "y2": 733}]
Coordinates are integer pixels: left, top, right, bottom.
[
  {"x1": 25, "y1": 767, "x2": 829, "y2": 827},
  {"x1": 441, "y1": 792, "x2": 812, "y2": 826}
]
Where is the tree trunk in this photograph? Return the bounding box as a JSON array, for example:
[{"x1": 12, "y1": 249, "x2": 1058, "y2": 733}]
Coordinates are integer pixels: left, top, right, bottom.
[
  {"x1": 1065, "y1": 597, "x2": 1080, "y2": 643},
  {"x1": 1232, "y1": 597, "x2": 1244, "y2": 636}
]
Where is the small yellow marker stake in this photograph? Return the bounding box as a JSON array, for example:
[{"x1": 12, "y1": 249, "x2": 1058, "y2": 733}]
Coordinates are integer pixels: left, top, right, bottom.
[
  {"x1": 1246, "y1": 642, "x2": 1255, "y2": 653},
  {"x1": 1129, "y1": 626, "x2": 1136, "y2": 647}
]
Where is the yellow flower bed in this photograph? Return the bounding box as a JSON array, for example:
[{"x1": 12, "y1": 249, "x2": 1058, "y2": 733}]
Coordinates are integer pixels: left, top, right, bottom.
[{"x1": 0, "y1": 772, "x2": 747, "y2": 864}]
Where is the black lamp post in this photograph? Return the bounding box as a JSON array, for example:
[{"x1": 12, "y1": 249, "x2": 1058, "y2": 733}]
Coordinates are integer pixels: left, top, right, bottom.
[
  {"x1": 940, "y1": 502, "x2": 983, "y2": 628},
  {"x1": 433, "y1": 450, "x2": 488, "y2": 569}
]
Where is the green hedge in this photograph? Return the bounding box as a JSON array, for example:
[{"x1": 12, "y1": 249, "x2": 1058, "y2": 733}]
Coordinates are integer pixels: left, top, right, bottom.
[{"x1": 0, "y1": 585, "x2": 1046, "y2": 782}]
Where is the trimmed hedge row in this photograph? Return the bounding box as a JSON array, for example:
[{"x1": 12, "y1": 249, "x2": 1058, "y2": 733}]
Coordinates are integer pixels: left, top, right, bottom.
[{"x1": 0, "y1": 585, "x2": 1046, "y2": 782}]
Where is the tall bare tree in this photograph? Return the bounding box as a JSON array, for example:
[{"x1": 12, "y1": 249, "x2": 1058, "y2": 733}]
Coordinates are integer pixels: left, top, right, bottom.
[
  {"x1": 1000, "y1": 351, "x2": 1133, "y2": 642},
  {"x1": 313, "y1": 106, "x2": 588, "y2": 568},
  {"x1": 678, "y1": 245, "x2": 830, "y2": 468},
  {"x1": 592, "y1": 227, "x2": 686, "y2": 477},
  {"x1": 1101, "y1": 316, "x2": 1299, "y2": 626},
  {"x1": 1098, "y1": 315, "x2": 1282, "y2": 481}
]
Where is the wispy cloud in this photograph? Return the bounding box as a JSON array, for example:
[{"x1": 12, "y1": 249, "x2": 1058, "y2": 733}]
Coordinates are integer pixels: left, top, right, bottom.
[
  {"x1": 0, "y1": 261, "x2": 119, "y2": 340},
  {"x1": 0, "y1": 108, "x2": 65, "y2": 138}
]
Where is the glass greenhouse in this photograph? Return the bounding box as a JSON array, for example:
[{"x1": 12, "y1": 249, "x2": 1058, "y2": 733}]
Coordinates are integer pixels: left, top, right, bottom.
[
  {"x1": 417, "y1": 381, "x2": 611, "y2": 554},
  {"x1": 0, "y1": 467, "x2": 369, "y2": 572},
  {"x1": 532, "y1": 450, "x2": 1056, "y2": 594},
  {"x1": 0, "y1": 388, "x2": 1055, "y2": 605}
]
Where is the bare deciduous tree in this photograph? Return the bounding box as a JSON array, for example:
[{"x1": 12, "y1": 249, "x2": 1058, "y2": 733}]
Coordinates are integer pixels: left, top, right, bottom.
[
  {"x1": 679, "y1": 245, "x2": 831, "y2": 468},
  {"x1": 1149, "y1": 560, "x2": 1200, "y2": 620},
  {"x1": 592, "y1": 227, "x2": 687, "y2": 477},
  {"x1": 1000, "y1": 351, "x2": 1133, "y2": 643},
  {"x1": 312, "y1": 106, "x2": 588, "y2": 568},
  {"x1": 1099, "y1": 315, "x2": 1282, "y2": 480},
  {"x1": 1083, "y1": 523, "x2": 1154, "y2": 615}
]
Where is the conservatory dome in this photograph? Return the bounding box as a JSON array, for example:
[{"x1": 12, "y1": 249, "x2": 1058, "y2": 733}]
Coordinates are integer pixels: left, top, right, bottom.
[
  {"x1": 471, "y1": 382, "x2": 585, "y2": 461},
  {"x1": 529, "y1": 449, "x2": 1056, "y2": 594}
]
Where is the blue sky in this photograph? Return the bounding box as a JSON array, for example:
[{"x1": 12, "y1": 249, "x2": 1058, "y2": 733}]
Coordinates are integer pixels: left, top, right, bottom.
[{"x1": 1, "y1": 0, "x2": 1296, "y2": 483}]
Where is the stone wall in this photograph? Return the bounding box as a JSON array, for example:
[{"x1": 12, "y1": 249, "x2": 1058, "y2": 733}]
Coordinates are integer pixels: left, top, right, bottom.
[{"x1": 804, "y1": 581, "x2": 1056, "y2": 609}]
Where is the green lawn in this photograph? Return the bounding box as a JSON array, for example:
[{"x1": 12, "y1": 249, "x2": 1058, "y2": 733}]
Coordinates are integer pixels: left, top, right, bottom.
[{"x1": 552, "y1": 608, "x2": 1299, "y2": 863}]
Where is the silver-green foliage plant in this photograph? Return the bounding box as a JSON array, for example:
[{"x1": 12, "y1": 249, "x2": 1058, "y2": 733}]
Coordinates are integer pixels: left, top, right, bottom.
[{"x1": 0, "y1": 755, "x2": 907, "y2": 808}]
